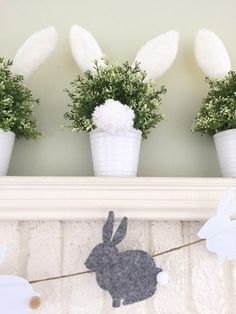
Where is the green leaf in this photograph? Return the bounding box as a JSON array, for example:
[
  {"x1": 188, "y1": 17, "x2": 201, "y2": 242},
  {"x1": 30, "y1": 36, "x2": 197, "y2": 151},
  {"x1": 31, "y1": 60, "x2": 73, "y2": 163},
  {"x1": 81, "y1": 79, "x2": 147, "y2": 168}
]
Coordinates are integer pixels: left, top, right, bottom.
[
  {"x1": 0, "y1": 57, "x2": 41, "y2": 139},
  {"x1": 192, "y1": 71, "x2": 236, "y2": 136}
]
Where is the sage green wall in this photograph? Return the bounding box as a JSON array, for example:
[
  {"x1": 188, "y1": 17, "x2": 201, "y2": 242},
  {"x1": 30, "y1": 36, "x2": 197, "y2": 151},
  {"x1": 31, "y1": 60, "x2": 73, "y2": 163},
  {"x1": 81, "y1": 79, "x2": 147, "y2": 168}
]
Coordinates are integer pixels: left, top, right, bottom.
[{"x1": 0, "y1": 0, "x2": 235, "y2": 176}]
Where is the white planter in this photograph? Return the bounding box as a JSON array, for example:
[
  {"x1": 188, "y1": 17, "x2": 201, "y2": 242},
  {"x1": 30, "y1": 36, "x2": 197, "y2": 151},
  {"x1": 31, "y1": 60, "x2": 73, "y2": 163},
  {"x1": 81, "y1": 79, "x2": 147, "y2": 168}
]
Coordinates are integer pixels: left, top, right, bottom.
[
  {"x1": 90, "y1": 129, "x2": 142, "y2": 176},
  {"x1": 0, "y1": 129, "x2": 15, "y2": 176},
  {"x1": 213, "y1": 129, "x2": 236, "y2": 177}
]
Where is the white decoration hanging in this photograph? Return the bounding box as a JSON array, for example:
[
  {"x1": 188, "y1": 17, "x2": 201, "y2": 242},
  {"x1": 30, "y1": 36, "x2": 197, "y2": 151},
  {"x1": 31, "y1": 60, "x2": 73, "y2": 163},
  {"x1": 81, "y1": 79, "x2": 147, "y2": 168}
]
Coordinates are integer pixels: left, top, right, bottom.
[
  {"x1": 195, "y1": 29, "x2": 231, "y2": 79},
  {"x1": 11, "y1": 26, "x2": 58, "y2": 82},
  {"x1": 133, "y1": 31, "x2": 179, "y2": 80},
  {"x1": 198, "y1": 188, "x2": 236, "y2": 263},
  {"x1": 70, "y1": 24, "x2": 105, "y2": 74},
  {"x1": 0, "y1": 245, "x2": 40, "y2": 313},
  {"x1": 92, "y1": 99, "x2": 135, "y2": 133},
  {"x1": 0, "y1": 276, "x2": 40, "y2": 313}
]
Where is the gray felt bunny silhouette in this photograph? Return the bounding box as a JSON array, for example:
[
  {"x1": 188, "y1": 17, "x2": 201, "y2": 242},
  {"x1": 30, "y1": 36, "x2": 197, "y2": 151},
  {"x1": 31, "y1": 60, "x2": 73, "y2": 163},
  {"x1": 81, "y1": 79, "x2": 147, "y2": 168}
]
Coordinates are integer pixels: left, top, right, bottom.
[{"x1": 85, "y1": 211, "x2": 168, "y2": 307}]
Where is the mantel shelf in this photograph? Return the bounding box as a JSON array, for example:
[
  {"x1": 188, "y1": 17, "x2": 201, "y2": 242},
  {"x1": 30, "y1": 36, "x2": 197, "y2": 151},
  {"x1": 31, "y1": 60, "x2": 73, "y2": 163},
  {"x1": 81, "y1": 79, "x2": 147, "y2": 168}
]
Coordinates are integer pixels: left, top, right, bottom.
[{"x1": 0, "y1": 177, "x2": 235, "y2": 220}]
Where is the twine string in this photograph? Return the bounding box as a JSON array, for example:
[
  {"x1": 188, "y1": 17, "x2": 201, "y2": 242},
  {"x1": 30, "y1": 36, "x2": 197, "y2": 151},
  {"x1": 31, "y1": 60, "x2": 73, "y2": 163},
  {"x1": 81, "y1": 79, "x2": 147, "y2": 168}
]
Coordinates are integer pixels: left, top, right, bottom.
[{"x1": 29, "y1": 239, "x2": 204, "y2": 284}]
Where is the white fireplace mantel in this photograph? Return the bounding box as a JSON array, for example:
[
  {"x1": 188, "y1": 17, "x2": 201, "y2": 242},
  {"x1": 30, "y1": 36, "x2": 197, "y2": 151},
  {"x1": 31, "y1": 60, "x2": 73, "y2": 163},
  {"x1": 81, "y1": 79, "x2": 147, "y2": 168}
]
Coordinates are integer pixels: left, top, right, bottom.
[{"x1": 0, "y1": 177, "x2": 235, "y2": 220}]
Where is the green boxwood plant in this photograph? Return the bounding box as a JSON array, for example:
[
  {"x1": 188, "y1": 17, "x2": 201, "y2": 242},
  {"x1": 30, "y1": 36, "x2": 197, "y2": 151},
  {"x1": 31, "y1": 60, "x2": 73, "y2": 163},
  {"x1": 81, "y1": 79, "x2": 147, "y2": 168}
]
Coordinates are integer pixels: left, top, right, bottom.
[
  {"x1": 0, "y1": 58, "x2": 41, "y2": 139},
  {"x1": 192, "y1": 71, "x2": 236, "y2": 136},
  {"x1": 64, "y1": 61, "x2": 166, "y2": 139}
]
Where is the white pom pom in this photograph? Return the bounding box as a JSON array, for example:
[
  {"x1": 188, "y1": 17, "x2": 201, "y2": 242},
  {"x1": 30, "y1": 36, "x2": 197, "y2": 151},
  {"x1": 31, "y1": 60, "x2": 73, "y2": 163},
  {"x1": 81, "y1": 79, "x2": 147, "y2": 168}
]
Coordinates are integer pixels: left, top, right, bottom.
[
  {"x1": 92, "y1": 99, "x2": 135, "y2": 133},
  {"x1": 157, "y1": 271, "x2": 169, "y2": 285},
  {"x1": 195, "y1": 29, "x2": 231, "y2": 79}
]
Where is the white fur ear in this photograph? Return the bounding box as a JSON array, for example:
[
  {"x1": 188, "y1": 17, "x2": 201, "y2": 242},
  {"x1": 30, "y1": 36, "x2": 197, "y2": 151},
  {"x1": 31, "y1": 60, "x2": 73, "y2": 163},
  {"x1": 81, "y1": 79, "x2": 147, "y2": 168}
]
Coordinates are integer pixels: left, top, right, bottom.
[
  {"x1": 195, "y1": 29, "x2": 231, "y2": 79},
  {"x1": 133, "y1": 31, "x2": 179, "y2": 80},
  {"x1": 11, "y1": 26, "x2": 58, "y2": 81},
  {"x1": 70, "y1": 24, "x2": 105, "y2": 74}
]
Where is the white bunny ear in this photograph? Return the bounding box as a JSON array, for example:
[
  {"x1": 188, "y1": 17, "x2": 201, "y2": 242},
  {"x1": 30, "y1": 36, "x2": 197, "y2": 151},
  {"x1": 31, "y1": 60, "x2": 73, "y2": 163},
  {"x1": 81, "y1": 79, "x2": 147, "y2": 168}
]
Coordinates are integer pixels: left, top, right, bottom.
[
  {"x1": 70, "y1": 24, "x2": 105, "y2": 74},
  {"x1": 133, "y1": 31, "x2": 179, "y2": 80},
  {"x1": 217, "y1": 188, "x2": 236, "y2": 216},
  {"x1": 195, "y1": 29, "x2": 231, "y2": 79},
  {"x1": 11, "y1": 26, "x2": 58, "y2": 82}
]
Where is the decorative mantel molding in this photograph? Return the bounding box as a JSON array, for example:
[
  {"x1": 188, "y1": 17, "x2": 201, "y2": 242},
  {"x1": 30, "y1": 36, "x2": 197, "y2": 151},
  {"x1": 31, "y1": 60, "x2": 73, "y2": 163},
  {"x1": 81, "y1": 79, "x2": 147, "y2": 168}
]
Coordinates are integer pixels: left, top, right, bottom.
[{"x1": 0, "y1": 177, "x2": 235, "y2": 220}]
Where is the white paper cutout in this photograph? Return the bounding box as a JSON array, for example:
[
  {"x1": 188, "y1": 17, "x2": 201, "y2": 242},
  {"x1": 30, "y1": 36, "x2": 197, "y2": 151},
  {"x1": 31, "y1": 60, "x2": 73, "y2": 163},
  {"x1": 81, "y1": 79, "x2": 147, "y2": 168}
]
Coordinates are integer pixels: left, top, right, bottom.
[
  {"x1": 198, "y1": 188, "x2": 236, "y2": 263},
  {"x1": 11, "y1": 26, "x2": 58, "y2": 81},
  {"x1": 0, "y1": 246, "x2": 40, "y2": 313},
  {"x1": 0, "y1": 276, "x2": 40, "y2": 314},
  {"x1": 195, "y1": 29, "x2": 231, "y2": 79},
  {"x1": 133, "y1": 31, "x2": 179, "y2": 80}
]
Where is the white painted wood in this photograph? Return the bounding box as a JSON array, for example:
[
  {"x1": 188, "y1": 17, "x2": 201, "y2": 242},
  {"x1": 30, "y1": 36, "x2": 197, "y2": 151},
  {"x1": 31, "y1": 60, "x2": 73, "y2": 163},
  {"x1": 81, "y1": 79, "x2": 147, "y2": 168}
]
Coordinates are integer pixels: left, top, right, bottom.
[
  {"x1": 150, "y1": 221, "x2": 186, "y2": 313},
  {"x1": 232, "y1": 261, "x2": 236, "y2": 312},
  {"x1": 188, "y1": 222, "x2": 229, "y2": 314},
  {"x1": 26, "y1": 222, "x2": 62, "y2": 314},
  {"x1": 0, "y1": 177, "x2": 235, "y2": 220},
  {"x1": 61, "y1": 221, "x2": 104, "y2": 313},
  {"x1": 0, "y1": 222, "x2": 21, "y2": 274}
]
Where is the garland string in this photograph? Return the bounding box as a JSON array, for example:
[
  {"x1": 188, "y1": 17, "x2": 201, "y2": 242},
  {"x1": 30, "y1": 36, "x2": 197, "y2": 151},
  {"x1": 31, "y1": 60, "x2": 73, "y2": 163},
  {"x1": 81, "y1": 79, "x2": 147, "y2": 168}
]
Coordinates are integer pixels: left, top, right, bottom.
[{"x1": 29, "y1": 239, "x2": 204, "y2": 285}]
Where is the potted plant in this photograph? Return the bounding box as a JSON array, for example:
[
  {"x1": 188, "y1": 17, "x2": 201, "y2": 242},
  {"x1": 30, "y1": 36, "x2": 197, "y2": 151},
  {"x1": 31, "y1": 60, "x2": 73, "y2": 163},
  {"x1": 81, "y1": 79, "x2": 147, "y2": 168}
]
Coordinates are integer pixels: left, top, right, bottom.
[
  {"x1": 0, "y1": 27, "x2": 57, "y2": 175},
  {"x1": 65, "y1": 25, "x2": 179, "y2": 176},
  {"x1": 192, "y1": 29, "x2": 236, "y2": 177}
]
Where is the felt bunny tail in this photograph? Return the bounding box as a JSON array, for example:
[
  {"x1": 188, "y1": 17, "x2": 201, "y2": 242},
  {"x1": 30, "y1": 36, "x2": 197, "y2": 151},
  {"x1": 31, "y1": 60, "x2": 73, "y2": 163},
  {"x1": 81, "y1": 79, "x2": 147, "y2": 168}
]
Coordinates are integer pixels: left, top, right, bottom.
[
  {"x1": 70, "y1": 24, "x2": 105, "y2": 74},
  {"x1": 157, "y1": 271, "x2": 169, "y2": 285},
  {"x1": 195, "y1": 29, "x2": 231, "y2": 79},
  {"x1": 133, "y1": 30, "x2": 179, "y2": 81},
  {"x1": 11, "y1": 26, "x2": 58, "y2": 82}
]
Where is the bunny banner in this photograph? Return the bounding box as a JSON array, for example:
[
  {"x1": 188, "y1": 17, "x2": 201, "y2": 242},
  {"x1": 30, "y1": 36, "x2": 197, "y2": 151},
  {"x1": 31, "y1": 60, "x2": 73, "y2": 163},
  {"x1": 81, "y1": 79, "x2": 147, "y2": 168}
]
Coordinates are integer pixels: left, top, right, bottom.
[
  {"x1": 198, "y1": 188, "x2": 236, "y2": 263},
  {"x1": 85, "y1": 211, "x2": 169, "y2": 308},
  {"x1": 0, "y1": 245, "x2": 41, "y2": 313}
]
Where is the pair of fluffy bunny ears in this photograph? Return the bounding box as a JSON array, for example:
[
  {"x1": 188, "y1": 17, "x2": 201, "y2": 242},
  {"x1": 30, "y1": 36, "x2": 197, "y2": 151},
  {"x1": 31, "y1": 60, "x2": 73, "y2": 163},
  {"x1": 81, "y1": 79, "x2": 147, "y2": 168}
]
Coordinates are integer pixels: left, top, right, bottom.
[
  {"x1": 71, "y1": 26, "x2": 232, "y2": 80},
  {"x1": 9, "y1": 25, "x2": 231, "y2": 84}
]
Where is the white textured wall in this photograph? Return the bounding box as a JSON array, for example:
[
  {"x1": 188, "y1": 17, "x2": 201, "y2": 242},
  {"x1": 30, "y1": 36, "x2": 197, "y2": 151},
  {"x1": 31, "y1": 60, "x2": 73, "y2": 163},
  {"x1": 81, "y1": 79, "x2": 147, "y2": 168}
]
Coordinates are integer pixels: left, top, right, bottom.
[{"x1": 0, "y1": 220, "x2": 235, "y2": 314}]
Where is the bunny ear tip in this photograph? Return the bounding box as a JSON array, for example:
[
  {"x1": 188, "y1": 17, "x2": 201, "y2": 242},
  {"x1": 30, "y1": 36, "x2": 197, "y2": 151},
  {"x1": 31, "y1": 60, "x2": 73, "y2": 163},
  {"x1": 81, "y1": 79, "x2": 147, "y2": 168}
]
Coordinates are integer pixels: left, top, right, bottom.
[
  {"x1": 70, "y1": 24, "x2": 79, "y2": 31},
  {"x1": 46, "y1": 26, "x2": 56, "y2": 32},
  {"x1": 39, "y1": 26, "x2": 58, "y2": 43},
  {"x1": 196, "y1": 28, "x2": 212, "y2": 38},
  {"x1": 70, "y1": 24, "x2": 88, "y2": 34},
  {"x1": 163, "y1": 30, "x2": 179, "y2": 43},
  {"x1": 168, "y1": 30, "x2": 179, "y2": 38},
  {"x1": 108, "y1": 210, "x2": 115, "y2": 218},
  {"x1": 38, "y1": 26, "x2": 57, "y2": 36},
  {"x1": 70, "y1": 24, "x2": 90, "y2": 39}
]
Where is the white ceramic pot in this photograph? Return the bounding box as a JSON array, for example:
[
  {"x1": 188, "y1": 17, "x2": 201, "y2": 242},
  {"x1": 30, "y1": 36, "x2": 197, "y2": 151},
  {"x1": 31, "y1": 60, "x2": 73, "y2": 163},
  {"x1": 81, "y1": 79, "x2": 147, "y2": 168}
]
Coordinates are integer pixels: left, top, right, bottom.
[
  {"x1": 214, "y1": 129, "x2": 236, "y2": 177},
  {"x1": 0, "y1": 129, "x2": 15, "y2": 176},
  {"x1": 90, "y1": 129, "x2": 142, "y2": 176}
]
